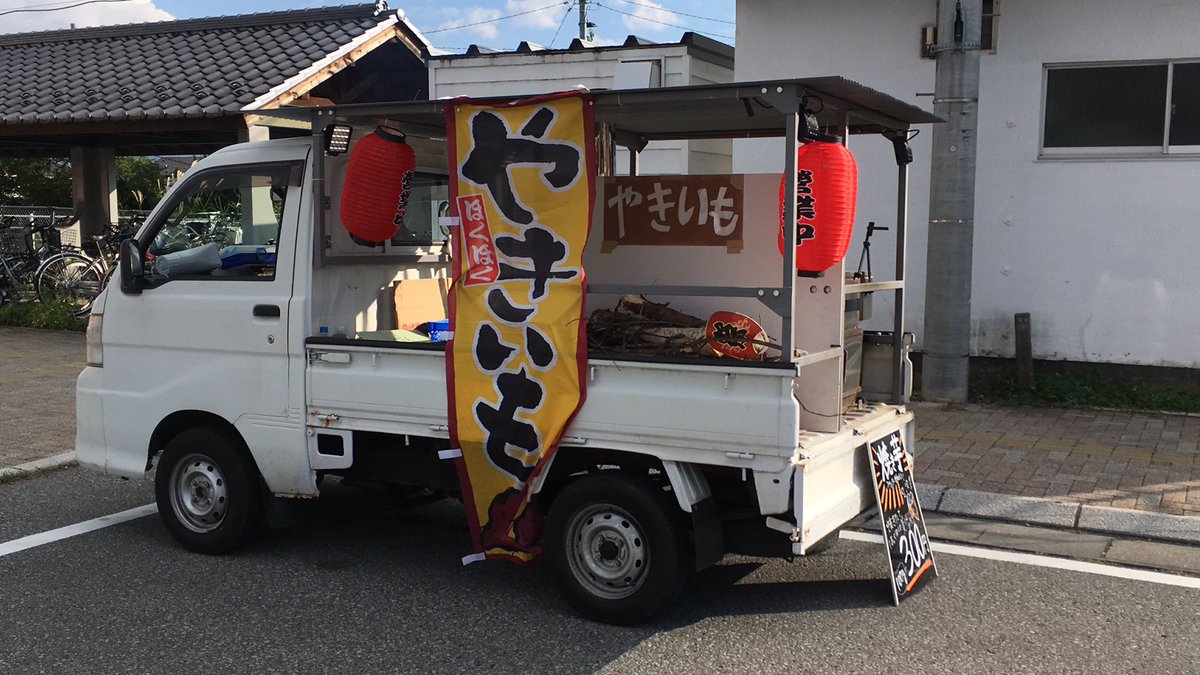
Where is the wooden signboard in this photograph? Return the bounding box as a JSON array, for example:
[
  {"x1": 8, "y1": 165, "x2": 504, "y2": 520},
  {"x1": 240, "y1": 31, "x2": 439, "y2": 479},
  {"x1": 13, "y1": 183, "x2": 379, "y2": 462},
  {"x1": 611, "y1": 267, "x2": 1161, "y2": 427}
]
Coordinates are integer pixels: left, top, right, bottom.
[
  {"x1": 868, "y1": 430, "x2": 937, "y2": 604},
  {"x1": 602, "y1": 175, "x2": 744, "y2": 253}
]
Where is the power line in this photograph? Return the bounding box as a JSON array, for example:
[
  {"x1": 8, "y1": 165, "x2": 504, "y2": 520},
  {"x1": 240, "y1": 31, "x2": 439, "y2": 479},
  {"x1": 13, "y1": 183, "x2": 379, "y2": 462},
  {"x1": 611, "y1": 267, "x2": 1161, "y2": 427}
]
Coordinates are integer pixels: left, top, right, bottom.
[
  {"x1": 0, "y1": 0, "x2": 133, "y2": 17},
  {"x1": 548, "y1": 3, "x2": 574, "y2": 48},
  {"x1": 425, "y1": 1, "x2": 568, "y2": 35},
  {"x1": 609, "y1": 0, "x2": 734, "y2": 25},
  {"x1": 0, "y1": 0, "x2": 97, "y2": 10},
  {"x1": 594, "y1": 2, "x2": 733, "y2": 40}
]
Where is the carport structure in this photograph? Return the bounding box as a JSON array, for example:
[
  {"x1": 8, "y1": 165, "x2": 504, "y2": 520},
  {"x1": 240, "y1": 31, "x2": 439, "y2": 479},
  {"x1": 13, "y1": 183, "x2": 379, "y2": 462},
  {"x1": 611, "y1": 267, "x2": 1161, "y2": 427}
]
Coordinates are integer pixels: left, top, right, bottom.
[{"x1": 0, "y1": 3, "x2": 433, "y2": 237}]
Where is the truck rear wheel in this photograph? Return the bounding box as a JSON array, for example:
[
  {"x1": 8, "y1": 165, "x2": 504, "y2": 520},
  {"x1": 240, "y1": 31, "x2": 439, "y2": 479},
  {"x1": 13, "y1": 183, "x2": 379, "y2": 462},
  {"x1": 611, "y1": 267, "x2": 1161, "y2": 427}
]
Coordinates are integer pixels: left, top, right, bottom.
[
  {"x1": 544, "y1": 472, "x2": 691, "y2": 625},
  {"x1": 155, "y1": 427, "x2": 263, "y2": 554}
]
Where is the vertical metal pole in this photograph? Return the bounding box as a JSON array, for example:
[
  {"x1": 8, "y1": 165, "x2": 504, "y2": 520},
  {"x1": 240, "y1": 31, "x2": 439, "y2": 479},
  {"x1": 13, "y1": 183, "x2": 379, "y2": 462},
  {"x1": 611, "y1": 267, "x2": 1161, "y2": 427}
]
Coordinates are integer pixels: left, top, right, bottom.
[
  {"x1": 311, "y1": 109, "x2": 328, "y2": 269},
  {"x1": 923, "y1": 0, "x2": 981, "y2": 402},
  {"x1": 628, "y1": 148, "x2": 638, "y2": 176},
  {"x1": 892, "y1": 160, "x2": 909, "y2": 404},
  {"x1": 781, "y1": 112, "x2": 799, "y2": 361},
  {"x1": 578, "y1": 0, "x2": 589, "y2": 40}
]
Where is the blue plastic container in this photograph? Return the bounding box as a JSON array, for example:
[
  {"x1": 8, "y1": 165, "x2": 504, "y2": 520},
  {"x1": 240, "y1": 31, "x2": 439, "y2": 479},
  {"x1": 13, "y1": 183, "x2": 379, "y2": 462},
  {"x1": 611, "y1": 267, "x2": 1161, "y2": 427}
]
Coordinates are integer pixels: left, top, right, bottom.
[{"x1": 427, "y1": 320, "x2": 451, "y2": 342}]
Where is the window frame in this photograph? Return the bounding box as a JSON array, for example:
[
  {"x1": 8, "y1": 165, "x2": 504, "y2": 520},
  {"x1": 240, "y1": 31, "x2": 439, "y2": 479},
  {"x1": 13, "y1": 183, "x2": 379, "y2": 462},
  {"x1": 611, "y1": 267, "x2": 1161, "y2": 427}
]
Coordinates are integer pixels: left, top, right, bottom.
[
  {"x1": 320, "y1": 168, "x2": 452, "y2": 266},
  {"x1": 981, "y1": 0, "x2": 999, "y2": 54},
  {"x1": 386, "y1": 171, "x2": 452, "y2": 250},
  {"x1": 1040, "y1": 59, "x2": 1200, "y2": 160},
  {"x1": 1167, "y1": 61, "x2": 1200, "y2": 154},
  {"x1": 137, "y1": 160, "x2": 303, "y2": 285}
]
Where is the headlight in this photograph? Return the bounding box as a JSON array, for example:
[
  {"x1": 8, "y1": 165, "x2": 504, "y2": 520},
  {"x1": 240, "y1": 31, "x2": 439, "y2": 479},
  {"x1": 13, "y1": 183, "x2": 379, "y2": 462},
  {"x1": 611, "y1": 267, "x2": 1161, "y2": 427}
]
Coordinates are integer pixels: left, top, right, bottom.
[{"x1": 86, "y1": 313, "x2": 103, "y2": 367}]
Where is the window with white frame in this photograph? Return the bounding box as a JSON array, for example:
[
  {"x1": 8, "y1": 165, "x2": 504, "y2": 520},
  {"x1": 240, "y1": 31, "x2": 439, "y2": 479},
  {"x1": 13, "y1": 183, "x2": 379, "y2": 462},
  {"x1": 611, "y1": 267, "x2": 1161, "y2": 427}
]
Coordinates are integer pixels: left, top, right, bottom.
[{"x1": 1042, "y1": 61, "x2": 1200, "y2": 156}]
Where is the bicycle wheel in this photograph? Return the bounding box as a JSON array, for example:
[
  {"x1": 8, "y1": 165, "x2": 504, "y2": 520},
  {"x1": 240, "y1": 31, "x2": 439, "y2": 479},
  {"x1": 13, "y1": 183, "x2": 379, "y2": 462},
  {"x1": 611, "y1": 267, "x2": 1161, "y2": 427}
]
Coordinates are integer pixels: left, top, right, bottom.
[{"x1": 36, "y1": 252, "x2": 102, "y2": 316}]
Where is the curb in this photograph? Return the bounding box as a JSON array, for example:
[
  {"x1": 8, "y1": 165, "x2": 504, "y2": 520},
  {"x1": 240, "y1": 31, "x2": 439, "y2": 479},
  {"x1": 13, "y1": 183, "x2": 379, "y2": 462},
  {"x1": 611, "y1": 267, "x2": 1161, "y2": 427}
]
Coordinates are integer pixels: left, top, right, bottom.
[
  {"x1": 918, "y1": 483, "x2": 1200, "y2": 546},
  {"x1": 0, "y1": 451, "x2": 78, "y2": 481}
]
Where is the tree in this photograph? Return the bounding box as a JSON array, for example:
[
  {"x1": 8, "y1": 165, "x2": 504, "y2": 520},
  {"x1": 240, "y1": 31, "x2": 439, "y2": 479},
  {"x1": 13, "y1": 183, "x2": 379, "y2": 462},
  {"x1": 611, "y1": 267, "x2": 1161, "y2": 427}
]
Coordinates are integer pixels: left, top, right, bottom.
[
  {"x1": 0, "y1": 155, "x2": 168, "y2": 210},
  {"x1": 116, "y1": 156, "x2": 167, "y2": 210},
  {"x1": 0, "y1": 157, "x2": 72, "y2": 206}
]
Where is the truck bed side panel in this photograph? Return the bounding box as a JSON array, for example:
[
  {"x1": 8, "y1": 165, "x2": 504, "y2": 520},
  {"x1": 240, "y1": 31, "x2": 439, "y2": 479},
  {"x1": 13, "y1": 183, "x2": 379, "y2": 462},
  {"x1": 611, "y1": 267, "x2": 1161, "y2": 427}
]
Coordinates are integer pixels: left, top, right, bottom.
[{"x1": 306, "y1": 345, "x2": 798, "y2": 462}]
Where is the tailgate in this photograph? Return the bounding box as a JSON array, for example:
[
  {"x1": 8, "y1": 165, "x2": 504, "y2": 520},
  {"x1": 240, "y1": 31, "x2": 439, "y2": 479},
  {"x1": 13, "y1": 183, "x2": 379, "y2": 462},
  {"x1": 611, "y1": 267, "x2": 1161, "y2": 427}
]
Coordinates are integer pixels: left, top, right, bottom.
[{"x1": 792, "y1": 404, "x2": 915, "y2": 553}]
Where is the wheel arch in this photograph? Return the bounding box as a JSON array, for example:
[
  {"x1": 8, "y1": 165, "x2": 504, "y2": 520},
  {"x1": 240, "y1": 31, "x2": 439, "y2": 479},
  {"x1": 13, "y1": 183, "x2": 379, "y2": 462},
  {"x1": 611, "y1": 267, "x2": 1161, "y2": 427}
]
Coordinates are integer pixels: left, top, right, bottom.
[
  {"x1": 147, "y1": 410, "x2": 246, "y2": 471},
  {"x1": 537, "y1": 446, "x2": 711, "y2": 513},
  {"x1": 537, "y1": 447, "x2": 667, "y2": 506}
]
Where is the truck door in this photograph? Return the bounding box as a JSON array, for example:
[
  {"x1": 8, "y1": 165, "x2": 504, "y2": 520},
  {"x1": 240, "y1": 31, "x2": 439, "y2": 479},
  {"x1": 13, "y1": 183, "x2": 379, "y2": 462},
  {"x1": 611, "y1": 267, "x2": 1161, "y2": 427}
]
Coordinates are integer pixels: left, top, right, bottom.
[{"x1": 101, "y1": 157, "x2": 310, "y2": 491}]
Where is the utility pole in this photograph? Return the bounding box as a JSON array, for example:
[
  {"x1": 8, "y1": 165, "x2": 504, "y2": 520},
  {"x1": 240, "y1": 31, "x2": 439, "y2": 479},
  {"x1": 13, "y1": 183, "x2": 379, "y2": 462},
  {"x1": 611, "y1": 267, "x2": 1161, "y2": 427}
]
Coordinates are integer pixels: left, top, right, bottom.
[
  {"x1": 577, "y1": 0, "x2": 593, "y2": 41},
  {"x1": 922, "y1": 0, "x2": 981, "y2": 402}
]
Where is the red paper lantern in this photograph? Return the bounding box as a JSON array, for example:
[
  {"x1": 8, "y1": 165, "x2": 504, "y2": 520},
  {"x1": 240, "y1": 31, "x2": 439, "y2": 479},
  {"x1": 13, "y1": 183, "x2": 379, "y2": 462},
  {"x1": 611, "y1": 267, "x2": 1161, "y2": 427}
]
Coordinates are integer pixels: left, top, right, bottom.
[
  {"x1": 777, "y1": 141, "x2": 858, "y2": 273},
  {"x1": 340, "y1": 126, "x2": 416, "y2": 243}
]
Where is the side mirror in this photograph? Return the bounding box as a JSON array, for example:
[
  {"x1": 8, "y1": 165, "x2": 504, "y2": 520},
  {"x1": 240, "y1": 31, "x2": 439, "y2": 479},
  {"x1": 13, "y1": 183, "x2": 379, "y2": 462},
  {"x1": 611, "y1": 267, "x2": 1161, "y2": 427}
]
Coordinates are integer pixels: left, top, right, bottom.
[{"x1": 119, "y1": 238, "x2": 144, "y2": 295}]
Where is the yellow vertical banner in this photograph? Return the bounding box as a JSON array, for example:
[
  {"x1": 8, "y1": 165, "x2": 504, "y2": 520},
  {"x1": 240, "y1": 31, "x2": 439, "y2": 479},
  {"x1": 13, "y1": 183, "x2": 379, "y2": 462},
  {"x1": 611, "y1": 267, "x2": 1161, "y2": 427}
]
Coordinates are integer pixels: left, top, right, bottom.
[{"x1": 444, "y1": 91, "x2": 595, "y2": 563}]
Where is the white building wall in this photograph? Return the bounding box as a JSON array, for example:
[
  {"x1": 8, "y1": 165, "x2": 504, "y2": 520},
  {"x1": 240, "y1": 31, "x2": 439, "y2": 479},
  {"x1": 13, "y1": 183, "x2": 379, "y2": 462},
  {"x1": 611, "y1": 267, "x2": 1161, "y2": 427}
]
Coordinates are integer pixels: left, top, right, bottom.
[
  {"x1": 428, "y1": 45, "x2": 732, "y2": 175},
  {"x1": 733, "y1": 0, "x2": 936, "y2": 350},
  {"x1": 736, "y1": 0, "x2": 1200, "y2": 368}
]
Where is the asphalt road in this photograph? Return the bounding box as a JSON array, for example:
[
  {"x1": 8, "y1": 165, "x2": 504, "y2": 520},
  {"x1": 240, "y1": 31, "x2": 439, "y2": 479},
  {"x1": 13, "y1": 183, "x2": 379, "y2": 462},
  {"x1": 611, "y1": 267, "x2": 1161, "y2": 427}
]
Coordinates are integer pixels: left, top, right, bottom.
[{"x1": 2, "y1": 468, "x2": 1198, "y2": 674}]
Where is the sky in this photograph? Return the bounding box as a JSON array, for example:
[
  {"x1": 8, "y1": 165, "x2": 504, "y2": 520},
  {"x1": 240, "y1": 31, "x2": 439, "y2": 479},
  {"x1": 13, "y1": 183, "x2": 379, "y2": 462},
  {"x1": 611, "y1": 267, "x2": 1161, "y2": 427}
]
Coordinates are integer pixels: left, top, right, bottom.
[{"x1": 0, "y1": 0, "x2": 737, "y2": 51}]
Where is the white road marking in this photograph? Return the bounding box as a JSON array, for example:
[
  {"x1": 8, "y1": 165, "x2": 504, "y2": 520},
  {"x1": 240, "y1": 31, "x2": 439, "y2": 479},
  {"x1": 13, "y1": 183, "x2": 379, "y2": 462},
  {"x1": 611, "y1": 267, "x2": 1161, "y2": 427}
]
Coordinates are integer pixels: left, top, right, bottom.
[
  {"x1": 0, "y1": 503, "x2": 157, "y2": 558},
  {"x1": 840, "y1": 530, "x2": 1200, "y2": 589},
  {"x1": 3, "y1": 502, "x2": 1197, "y2": 592}
]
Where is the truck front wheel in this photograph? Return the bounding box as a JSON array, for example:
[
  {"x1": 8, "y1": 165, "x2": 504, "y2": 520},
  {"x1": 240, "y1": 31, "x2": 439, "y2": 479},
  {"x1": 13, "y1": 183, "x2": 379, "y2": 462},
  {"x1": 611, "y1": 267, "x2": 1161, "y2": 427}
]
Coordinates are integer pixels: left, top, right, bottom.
[
  {"x1": 544, "y1": 472, "x2": 691, "y2": 625},
  {"x1": 155, "y1": 427, "x2": 263, "y2": 554}
]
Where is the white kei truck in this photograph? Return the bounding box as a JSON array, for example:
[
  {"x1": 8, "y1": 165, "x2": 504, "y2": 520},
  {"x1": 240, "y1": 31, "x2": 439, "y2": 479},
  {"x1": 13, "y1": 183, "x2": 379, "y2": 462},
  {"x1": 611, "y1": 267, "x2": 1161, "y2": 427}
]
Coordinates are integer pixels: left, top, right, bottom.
[{"x1": 77, "y1": 78, "x2": 938, "y2": 624}]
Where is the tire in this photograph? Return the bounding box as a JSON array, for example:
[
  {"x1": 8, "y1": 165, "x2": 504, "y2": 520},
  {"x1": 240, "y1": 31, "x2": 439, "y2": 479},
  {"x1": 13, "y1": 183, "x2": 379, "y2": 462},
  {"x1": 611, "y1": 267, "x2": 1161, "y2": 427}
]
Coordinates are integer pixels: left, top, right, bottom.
[
  {"x1": 544, "y1": 472, "x2": 692, "y2": 625},
  {"x1": 35, "y1": 253, "x2": 102, "y2": 316},
  {"x1": 155, "y1": 427, "x2": 264, "y2": 555}
]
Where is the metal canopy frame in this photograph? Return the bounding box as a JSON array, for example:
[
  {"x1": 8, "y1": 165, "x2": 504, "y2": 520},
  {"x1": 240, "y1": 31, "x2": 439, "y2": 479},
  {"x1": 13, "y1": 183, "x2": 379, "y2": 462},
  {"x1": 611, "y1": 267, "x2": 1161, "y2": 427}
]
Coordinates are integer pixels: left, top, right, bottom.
[
  {"x1": 255, "y1": 78, "x2": 940, "y2": 405},
  {"x1": 255, "y1": 77, "x2": 939, "y2": 138}
]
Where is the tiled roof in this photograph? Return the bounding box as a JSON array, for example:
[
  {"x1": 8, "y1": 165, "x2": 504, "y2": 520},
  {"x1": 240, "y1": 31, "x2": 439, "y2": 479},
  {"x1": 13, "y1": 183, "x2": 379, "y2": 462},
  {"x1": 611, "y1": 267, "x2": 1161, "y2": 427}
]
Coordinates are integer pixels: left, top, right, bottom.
[{"x1": 0, "y1": 4, "x2": 400, "y2": 125}]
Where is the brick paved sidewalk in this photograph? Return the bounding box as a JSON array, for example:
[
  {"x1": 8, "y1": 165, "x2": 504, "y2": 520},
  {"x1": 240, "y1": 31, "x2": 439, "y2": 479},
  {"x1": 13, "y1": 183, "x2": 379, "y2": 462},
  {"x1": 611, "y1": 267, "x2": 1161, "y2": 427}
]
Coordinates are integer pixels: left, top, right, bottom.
[
  {"x1": 0, "y1": 326, "x2": 83, "y2": 468},
  {"x1": 914, "y1": 402, "x2": 1200, "y2": 518}
]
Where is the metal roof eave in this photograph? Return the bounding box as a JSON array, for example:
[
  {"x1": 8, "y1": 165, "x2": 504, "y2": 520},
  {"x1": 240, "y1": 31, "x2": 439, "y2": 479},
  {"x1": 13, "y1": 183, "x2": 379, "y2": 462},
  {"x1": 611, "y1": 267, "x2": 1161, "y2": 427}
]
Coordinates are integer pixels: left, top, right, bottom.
[{"x1": 249, "y1": 77, "x2": 942, "y2": 140}]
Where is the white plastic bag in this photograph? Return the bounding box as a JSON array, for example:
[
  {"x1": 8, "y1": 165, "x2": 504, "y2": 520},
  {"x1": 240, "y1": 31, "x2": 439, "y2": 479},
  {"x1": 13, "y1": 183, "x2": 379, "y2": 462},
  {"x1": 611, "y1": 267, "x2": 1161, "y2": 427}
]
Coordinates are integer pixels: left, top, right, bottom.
[{"x1": 155, "y1": 242, "x2": 221, "y2": 278}]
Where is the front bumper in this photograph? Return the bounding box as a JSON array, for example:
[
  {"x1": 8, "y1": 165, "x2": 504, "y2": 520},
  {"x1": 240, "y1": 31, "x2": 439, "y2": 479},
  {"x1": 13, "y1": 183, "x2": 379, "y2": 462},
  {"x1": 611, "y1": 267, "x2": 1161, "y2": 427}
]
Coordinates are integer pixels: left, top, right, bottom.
[{"x1": 75, "y1": 366, "x2": 107, "y2": 473}]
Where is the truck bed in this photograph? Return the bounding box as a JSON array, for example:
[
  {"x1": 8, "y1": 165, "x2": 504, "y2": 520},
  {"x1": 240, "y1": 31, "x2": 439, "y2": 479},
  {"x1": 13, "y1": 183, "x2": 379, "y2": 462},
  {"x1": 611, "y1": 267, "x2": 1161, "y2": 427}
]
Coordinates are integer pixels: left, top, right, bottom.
[
  {"x1": 305, "y1": 336, "x2": 914, "y2": 555},
  {"x1": 305, "y1": 338, "x2": 798, "y2": 475}
]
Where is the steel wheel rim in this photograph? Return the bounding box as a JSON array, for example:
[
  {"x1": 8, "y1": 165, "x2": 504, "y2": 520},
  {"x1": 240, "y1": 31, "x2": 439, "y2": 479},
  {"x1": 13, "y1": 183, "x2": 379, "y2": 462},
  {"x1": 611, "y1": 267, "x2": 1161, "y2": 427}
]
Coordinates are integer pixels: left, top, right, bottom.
[
  {"x1": 565, "y1": 503, "x2": 648, "y2": 600},
  {"x1": 170, "y1": 453, "x2": 229, "y2": 534}
]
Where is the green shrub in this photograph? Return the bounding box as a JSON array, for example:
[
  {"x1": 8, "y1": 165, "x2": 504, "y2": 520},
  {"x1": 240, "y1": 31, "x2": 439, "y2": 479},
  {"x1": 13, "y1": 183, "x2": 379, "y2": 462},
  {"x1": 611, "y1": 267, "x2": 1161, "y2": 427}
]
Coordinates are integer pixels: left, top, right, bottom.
[
  {"x1": 971, "y1": 371, "x2": 1200, "y2": 414},
  {"x1": 0, "y1": 298, "x2": 85, "y2": 331}
]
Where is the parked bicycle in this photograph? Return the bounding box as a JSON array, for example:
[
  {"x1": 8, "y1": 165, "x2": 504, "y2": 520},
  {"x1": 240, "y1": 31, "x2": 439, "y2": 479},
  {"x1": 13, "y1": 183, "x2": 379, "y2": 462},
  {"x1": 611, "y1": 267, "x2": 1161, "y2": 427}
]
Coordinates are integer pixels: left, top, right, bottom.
[
  {"x1": 0, "y1": 215, "x2": 80, "y2": 307},
  {"x1": 35, "y1": 220, "x2": 136, "y2": 316},
  {"x1": 0, "y1": 226, "x2": 36, "y2": 307}
]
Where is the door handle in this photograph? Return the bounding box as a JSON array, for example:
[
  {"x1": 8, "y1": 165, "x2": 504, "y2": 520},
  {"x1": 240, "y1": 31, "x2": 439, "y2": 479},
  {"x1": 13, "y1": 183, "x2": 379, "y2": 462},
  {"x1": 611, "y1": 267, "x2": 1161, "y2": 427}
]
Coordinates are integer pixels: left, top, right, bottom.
[{"x1": 253, "y1": 304, "x2": 281, "y2": 318}]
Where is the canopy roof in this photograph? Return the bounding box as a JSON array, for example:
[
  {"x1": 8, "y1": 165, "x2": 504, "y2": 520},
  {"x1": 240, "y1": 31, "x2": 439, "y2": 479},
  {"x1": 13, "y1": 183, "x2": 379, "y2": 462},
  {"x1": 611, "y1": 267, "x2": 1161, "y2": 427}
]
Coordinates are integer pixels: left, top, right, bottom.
[{"x1": 257, "y1": 77, "x2": 942, "y2": 141}]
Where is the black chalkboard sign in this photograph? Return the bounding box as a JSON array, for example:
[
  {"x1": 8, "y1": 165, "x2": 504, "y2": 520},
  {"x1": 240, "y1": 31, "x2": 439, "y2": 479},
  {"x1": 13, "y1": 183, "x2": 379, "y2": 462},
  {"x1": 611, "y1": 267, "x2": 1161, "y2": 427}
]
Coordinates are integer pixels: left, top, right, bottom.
[{"x1": 868, "y1": 430, "x2": 937, "y2": 604}]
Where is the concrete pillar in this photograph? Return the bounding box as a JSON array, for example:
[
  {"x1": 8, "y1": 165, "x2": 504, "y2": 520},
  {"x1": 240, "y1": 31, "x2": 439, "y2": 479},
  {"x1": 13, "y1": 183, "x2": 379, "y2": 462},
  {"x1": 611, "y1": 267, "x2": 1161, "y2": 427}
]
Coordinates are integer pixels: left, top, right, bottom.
[
  {"x1": 237, "y1": 123, "x2": 270, "y2": 144},
  {"x1": 238, "y1": 123, "x2": 276, "y2": 245},
  {"x1": 70, "y1": 146, "x2": 118, "y2": 242},
  {"x1": 922, "y1": 0, "x2": 982, "y2": 402}
]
